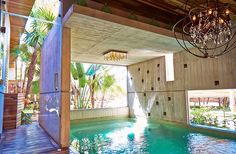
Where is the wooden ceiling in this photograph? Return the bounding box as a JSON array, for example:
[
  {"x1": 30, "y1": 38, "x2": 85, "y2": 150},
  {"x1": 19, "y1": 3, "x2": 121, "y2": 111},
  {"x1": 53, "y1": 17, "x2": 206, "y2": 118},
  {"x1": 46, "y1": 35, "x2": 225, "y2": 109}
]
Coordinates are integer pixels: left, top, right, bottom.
[
  {"x1": 6, "y1": 0, "x2": 35, "y2": 67},
  {"x1": 91, "y1": 0, "x2": 236, "y2": 28},
  {"x1": 91, "y1": 0, "x2": 184, "y2": 28}
]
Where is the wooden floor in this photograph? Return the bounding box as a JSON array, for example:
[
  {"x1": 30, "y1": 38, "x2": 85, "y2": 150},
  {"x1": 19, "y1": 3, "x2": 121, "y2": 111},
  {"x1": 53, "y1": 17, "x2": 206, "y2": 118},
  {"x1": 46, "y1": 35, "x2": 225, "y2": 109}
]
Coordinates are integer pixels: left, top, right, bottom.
[{"x1": 0, "y1": 123, "x2": 73, "y2": 154}]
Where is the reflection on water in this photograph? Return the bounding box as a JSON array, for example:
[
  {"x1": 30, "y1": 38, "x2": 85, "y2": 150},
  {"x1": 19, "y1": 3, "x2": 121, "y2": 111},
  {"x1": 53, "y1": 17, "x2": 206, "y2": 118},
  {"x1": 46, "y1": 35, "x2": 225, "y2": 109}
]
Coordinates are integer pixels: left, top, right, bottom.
[
  {"x1": 187, "y1": 133, "x2": 236, "y2": 154},
  {"x1": 70, "y1": 118, "x2": 236, "y2": 154}
]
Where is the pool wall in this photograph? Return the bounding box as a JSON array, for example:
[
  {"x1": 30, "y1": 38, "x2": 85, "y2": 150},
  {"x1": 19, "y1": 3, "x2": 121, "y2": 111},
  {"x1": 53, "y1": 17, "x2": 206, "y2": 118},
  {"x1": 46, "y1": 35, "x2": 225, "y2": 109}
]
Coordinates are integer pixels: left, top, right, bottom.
[
  {"x1": 70, "y1": 107, "x2": 129, "y2": 120},
  {"x1": 127, "y1": 52, "x2": 236, "y2": 124}
]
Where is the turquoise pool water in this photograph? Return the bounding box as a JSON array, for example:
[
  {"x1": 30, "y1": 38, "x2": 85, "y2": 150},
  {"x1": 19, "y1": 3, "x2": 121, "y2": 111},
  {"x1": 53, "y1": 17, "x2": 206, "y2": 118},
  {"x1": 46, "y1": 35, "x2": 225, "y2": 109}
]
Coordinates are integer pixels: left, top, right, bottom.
[{"x1": 70, "y1": 118, "x2": 236, "y2": 154}]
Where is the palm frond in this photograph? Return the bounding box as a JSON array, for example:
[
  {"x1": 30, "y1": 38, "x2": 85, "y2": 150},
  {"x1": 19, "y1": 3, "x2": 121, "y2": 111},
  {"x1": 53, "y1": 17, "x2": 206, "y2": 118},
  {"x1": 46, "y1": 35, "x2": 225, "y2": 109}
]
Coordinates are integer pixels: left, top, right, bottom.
[{"x1": 24, "y1": 7, "x2": 55, "y2": 48}]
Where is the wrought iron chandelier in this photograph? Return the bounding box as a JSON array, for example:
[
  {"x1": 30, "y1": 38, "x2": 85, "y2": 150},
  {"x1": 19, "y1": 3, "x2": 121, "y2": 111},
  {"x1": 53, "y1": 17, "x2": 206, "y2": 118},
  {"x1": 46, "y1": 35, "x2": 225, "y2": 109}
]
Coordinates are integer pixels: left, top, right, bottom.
[
  {"x1": 173, "y1": 0, "x2": 236, "y2": 58},
  {"x1": 103, "y1": 50, "x2": 128, "y2": 61}
]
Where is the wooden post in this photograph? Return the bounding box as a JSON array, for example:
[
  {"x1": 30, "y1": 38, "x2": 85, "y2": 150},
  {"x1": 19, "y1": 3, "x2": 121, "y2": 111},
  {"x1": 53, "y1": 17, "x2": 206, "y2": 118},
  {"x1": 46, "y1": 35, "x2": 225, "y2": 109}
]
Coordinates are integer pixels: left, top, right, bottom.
[
  {"x1": 59, "y1": 27, "x2": 71, "y2": 148},
  {"x1": 0, "y1": 8, "x2": 10, "y2": 136}
]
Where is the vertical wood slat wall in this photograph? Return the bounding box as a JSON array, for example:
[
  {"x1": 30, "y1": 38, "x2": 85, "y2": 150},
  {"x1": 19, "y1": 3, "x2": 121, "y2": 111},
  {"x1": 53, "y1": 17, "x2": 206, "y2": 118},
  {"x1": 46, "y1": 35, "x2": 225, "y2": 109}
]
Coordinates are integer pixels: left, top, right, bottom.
[
  {"x1": 127, "y1": 51, "x2": 236, "y2": 124},
  {"x1": 3, "y1": 93, "x2": 24, "y2": 129}
]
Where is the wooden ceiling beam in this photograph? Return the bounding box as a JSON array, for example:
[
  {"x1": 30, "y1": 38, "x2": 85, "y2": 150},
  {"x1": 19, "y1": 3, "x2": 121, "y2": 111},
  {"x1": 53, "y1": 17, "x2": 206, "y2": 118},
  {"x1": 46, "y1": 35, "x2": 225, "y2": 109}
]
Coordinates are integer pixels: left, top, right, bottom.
[
  {"x1": 134, "y1": 0, "x2": 180, "y2": 15},
  {"x1": 134, "y1": 0, "x2": 187, "y2": 15},
  {"x1": 91, "y1": 0, "x2": 182, "y2": 27}
]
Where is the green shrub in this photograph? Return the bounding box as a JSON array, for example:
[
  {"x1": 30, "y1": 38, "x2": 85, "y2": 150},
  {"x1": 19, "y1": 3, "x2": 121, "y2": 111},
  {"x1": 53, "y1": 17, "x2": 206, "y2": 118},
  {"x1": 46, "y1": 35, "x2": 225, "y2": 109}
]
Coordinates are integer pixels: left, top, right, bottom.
[
  {"x1": 77, "y1": 0, "x2": 87, "y2": 6},
  {"x1": 21, "y1": 111, "x2": 32, "y2": 125},
  {"x1": 191, "y1": 108, "x2": 208, "y2": 124},
  {"x1": 128, "y1": 12, "x2": 138, "y2": 20},
  {"x1": 150, "y1": 18, "x2": 160, "y2": 27},
  {"x1": 101, "y1": 4, "x2": 112, "y2": 14}
]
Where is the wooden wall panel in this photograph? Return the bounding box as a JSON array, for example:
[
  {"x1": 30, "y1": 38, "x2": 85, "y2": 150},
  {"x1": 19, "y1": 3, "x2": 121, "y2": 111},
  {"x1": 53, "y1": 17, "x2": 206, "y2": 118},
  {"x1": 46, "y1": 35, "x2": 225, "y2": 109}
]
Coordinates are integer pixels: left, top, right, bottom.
[
  {"x1": 128, "y1": 50, "x2": 236, "y2": 124},
  {"x1": 40, "y1": 22, "x2": 71, "y2": 148},
  {"x1": 3, "y1": 93, "x2": 24, "y2": 129}
]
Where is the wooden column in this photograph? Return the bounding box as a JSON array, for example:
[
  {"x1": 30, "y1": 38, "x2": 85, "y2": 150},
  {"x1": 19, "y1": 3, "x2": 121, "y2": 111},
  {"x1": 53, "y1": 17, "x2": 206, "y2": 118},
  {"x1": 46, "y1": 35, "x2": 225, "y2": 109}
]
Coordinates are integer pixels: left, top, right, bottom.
[{"x1": 60, "y1": 27, "x2": 71, "y2": 148}]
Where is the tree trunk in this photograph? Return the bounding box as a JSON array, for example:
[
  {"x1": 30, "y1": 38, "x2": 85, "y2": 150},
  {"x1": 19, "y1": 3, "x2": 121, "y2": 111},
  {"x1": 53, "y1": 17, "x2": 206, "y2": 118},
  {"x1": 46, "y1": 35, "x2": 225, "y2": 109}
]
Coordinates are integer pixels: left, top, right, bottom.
[
  {"x1": 25, "y1": 48, "x2": 38, "y2": 98},
  {"x1": 15, "y1": 59, "x2": 18, "y2": 93},
  {"x1": 206, "y1": 97, "x2": 209, "y2": 105},
  {"x1": 218, "y1": 98, "x2": 221, "y2": 107},
  {"x1": 90, "y1": 75, "x2": 96, "y2": 108},
  {"x1": 101, "y1": 93, "x2": 105, "y2": 108},
  {"x1": 198, "y1": 97, "x2": 201, "y2": 107},
  {"x1": 22, "y1": 68, "x2": 27, "y2": 93},
  {"x1": 19, "y1": 61, "x2": 23, "y2": 92}
]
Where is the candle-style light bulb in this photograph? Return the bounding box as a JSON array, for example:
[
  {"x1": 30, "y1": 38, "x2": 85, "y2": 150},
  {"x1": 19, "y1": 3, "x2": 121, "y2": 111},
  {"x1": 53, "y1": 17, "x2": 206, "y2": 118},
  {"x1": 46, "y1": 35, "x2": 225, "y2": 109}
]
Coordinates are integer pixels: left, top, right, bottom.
[
  {"x1": 219, "y1": 18, "x2": 224, "y2": 24},
  {"x1": 225, "y1": 9, "x2": 230, "y2": 15},
  {"x1": 208, "y1": 9, "x2": 212, "y2": 15},
  {"x1": 192, "y1": 15, "x2": 197, "y2": 21}
]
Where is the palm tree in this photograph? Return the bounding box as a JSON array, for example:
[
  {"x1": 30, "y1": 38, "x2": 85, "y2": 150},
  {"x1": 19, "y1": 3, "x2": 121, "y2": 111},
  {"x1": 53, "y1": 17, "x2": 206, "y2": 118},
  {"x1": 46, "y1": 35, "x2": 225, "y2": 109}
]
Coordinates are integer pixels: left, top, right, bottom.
[
  {"x1": 11, "y1": 44, "x2": 32, "y2": 92},
  {"x1": 100, "y1": 74, "x2": 115, "y2": 108},
  {"x1": 71, "y1": 63, "x2": 101, "y2": 109},
  {"x1": 70, "y1": 63, "x2": 125, "y2": 109},
  {"x1": 86, "y1": 64, "x2": 101, "y2": 108},
  {"x1": 24, "y1": 7, "x2": 55, "y2": 98},
  {"x1": 92, "y1": 67, "x2": 124, "y2": 108},
  {"x1": 97, "y1": 67, "x2": 124, "y2": 108},
  {"x1": 71, "y1": 62, "x2": 87, "y2": 109}
]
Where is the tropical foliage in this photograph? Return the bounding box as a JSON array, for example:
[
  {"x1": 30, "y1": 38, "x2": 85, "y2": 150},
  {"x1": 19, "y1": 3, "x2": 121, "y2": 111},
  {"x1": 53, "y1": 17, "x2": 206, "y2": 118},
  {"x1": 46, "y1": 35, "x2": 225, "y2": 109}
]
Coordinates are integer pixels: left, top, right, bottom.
[
  {"x1": 10, "y1": 7, "x2": 55, "y2": 97},
  {"x1": 76, "y1": 0, "x2": 87, "y2": 6},
  {"x1": 24, "y1": 7, "x2": 55, "y2": 98},
  {"x1": 190, "y1": 97, "x2": 236, "y2": 130},
  {"x1": 71, "y1": 62, "x2": 124, "y2": 109},
  {"x1": 191, "y1": 108, "x2": 209, "y2": 125},
  {"x1": 21, "y1": 110, "x2": 33, "y2": 125}
]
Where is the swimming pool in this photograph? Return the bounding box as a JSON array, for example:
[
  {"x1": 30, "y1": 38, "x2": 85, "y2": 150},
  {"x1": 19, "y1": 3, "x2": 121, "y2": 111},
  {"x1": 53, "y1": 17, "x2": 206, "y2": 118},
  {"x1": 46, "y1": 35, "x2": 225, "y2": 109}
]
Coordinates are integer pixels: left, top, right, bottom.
[{"x1": 70, "y1": 118, "x2": 236, "y2": 154}]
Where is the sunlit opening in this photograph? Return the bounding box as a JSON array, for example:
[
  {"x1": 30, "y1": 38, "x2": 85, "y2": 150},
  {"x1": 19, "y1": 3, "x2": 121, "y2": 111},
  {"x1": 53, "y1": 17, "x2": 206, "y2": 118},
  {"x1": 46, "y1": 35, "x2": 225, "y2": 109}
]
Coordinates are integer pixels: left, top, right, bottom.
[
  {"x1": 188, "y1": 89, "x2": 236, "y2": 130},
  {"x1": 165, "y1": 53, "x2": 174, "y2": 81}
]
